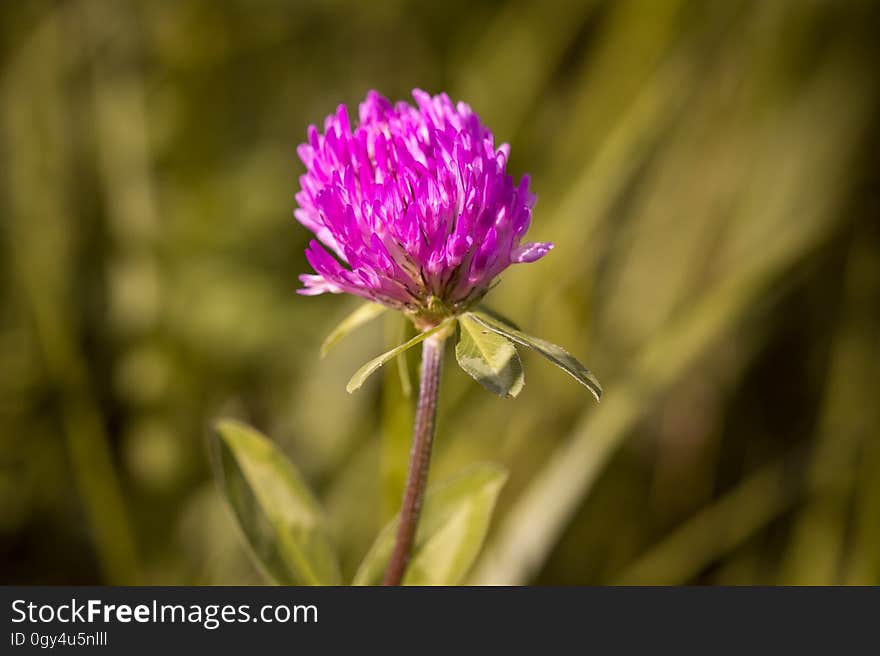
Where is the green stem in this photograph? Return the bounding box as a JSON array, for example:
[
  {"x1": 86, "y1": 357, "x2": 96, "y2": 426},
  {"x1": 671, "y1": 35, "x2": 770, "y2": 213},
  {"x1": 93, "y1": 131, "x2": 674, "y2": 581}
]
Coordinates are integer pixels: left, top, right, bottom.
[{"x1": 383, "y1": 333, "x2": 446, "y2": 585}]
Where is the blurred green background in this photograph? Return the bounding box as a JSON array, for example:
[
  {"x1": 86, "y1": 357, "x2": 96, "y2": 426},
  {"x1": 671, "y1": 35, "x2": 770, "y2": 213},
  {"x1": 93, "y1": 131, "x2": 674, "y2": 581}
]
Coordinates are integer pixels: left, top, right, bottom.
[{"x1": 2, "y1": 0, "x2": 879, "y2": 585}]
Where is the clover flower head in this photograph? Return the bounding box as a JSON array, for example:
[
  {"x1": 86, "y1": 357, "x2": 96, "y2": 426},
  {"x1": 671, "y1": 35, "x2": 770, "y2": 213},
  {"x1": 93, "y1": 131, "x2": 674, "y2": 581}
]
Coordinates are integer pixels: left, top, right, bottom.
[{"x1": 294, "y1": 89, "x2": 552, "y2": 325}]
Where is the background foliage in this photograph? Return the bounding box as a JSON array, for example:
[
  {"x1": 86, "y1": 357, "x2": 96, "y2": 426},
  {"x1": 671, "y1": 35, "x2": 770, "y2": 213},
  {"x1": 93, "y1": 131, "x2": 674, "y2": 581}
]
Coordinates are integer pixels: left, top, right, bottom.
[{"x1": 2, "y1": 0, "x2": 879, "y2": 585}]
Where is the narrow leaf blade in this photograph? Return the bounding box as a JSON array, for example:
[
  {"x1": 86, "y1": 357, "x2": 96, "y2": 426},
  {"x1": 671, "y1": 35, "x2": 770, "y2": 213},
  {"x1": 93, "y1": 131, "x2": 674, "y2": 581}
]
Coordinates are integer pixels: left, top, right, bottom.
[
  {"x1": 468, "y1": 311, "x2": 602, "y2": 401},
  {"x1": 353, "y1": 463, "x2": 508, "y2": 585},
  {"x1": 456, "y1": 313, "x2": 524, "y2": 397},
  {"x1": 346, "y1": 319, "x2": 453, "y2": 393},
  {"x1": 394, "y1": 315, "x2": 413, "y2": 398},
  {"x1": 320, "y1": 302, "x2": 388, "y2": 358},
  {"x1": 212, "y1": 419, "x2": 341, "y2": 585},
  {"x1": 381, "y1": 315, "x2": 415, "y2": 521}
]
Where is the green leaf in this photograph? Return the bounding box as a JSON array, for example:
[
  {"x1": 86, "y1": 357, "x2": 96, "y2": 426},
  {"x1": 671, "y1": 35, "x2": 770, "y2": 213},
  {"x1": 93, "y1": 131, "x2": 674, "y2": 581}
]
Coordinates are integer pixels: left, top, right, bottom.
[
  {"x1": 475, "y1": 304, "x2": 522, "y2": 329},
  {"x1": 456, "y1": 313, "x2": 524, "y2": 397},
  {"x1": 468, "y1": 311, "x2": 602, "y2": 401},
  {"x1": 353, "y1": 463, "x2": 508, "y2": 585},
  {"x1": 346, "y1": 318, "x2": 453, "y2": 393},
  {"x1": 212, "y1": 419, "x2": 341, "y2": 585},
  {"x1": 320, "y1": 302, "x2": 388, "y2": 358}
]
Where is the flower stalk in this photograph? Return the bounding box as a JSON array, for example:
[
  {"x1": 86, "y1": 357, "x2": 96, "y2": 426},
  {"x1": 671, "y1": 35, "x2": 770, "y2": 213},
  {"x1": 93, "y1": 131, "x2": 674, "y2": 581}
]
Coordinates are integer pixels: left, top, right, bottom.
[{"x1": 383, "y1": 332, "x2": 446, "y2": 585}]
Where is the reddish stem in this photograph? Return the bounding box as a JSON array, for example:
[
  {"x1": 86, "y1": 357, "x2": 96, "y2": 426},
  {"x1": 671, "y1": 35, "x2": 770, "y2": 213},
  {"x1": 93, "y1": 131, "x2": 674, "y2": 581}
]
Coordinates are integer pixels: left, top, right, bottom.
[{"x1": 383, "y1": 334, "x2": 445, "y2": 585}]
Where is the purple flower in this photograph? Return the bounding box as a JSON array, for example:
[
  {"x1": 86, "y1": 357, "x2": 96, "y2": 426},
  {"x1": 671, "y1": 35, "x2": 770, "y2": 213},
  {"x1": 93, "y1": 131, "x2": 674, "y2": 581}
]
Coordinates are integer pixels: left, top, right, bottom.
[{"x1": 295, "y1": 89, "x2": 552, "y2": 325}]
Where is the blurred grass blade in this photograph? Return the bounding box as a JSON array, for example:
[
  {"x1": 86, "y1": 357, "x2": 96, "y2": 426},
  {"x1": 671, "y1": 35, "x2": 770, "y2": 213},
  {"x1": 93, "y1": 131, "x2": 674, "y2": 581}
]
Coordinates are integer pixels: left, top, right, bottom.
[
  {"x1": 453, "y1": 0, "x2": 599, "y2": 138},
  {"x1": 456, "y1": 313, "x2": 524, "y2": 398},
  {"x1": 780, "y1": 231, "x2": 880, "y2": 584},
  {"x1": 353, "y1": 463, "x2": 508, "y2": 585},
  {"x1": 2, "y1": 12, "x2": 142, "y2": 584},
  {"x1": 346, "y1": 319, "x2": 453, "y2": 393},
  {"x1": 382, "y1": 314, "x2": 415, "y2": 521},
  {"x1": 320, "y1": 302, "x2": 388, "y2": 358},
  {"x1": 212, "y1": 419, "x2": 341, "y2": 585},
  {"x1": 615, "y1": 458, "x2": 799, "y2": 585},
  {"x1": 468, "y1": 311, "x2": 601, "y2": 400},
  {"x1": 395, "y1": 315, "x2": 413, "y2": 397}
]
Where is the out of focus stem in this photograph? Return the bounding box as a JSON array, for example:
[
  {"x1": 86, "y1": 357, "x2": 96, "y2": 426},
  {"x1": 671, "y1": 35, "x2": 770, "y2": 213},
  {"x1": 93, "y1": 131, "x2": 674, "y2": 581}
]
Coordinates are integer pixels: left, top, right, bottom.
[{"x1": 383, "y1": 333, "x2": 446, "y2": 585}]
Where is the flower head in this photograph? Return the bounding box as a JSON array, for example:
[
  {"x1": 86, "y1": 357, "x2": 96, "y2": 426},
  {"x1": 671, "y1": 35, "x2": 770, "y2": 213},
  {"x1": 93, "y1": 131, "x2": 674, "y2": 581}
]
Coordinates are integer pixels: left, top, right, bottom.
[{"x1": 295, "y1": 89, "x2": 552, "y2": 326}]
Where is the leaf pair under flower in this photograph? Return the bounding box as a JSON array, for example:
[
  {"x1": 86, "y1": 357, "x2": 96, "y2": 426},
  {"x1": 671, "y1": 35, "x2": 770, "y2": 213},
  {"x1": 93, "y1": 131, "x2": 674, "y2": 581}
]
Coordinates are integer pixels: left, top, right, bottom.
[
  {"x1": 323, "y1": 301, "x2": 602, "y2": 401},
  {"x1": 213, "y1": 304, "x2": 599, "y2": 584},
  {"x1": 465, "y1": 311, "x2": 603, "y2": 401},
  {"x1": 212, "y1": 420, "x2": 506, "y2": 585}
]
